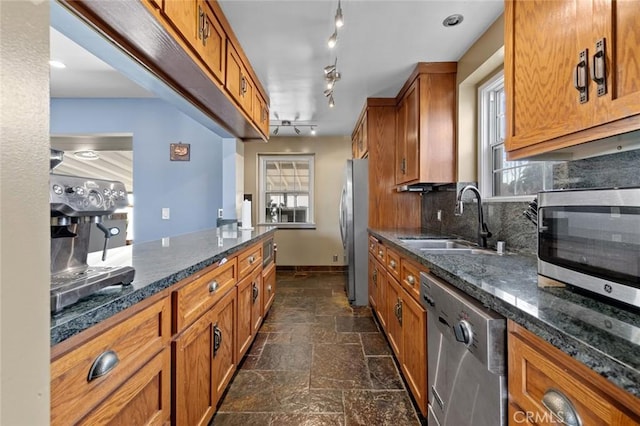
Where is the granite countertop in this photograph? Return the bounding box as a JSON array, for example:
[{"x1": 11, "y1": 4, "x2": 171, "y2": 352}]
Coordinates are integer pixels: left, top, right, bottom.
[
  {"x1": 51, "y1": 224, "x2": 276, "y2": 346},
  {"x1": 369, "y1": 229, "x2": 640, "y2": 399}
]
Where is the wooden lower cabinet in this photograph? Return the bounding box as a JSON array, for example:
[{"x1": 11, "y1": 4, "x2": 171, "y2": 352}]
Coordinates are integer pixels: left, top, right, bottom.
[
  {"x1": 399, "y1": 291, "x2": 428, "y2": 416},
  {"x1": 173, "y1": 287, "x2": 237, "y2": 426},
  {"x1": 262, "y1": 262, "x2": 276, "y2": 315},
  {"x1": 251, "y1": 271, "x2": 263, "y2": 334},
  {"x1": 508, "y1": 321, "x2": 640, "y2": 425},
  {"x1": 385, "y1": 273, "x2": 404, "y2": 359},
  {"x1": 79, "y1": 348, "x2": 171, "y2": 426},
  {"x1": 368, "y1": 254, "x2": 378, "y2": 311}
]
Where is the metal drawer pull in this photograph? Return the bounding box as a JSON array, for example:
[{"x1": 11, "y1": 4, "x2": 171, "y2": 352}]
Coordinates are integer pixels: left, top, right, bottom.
[
  {"x1": 248, "y1": 255, "x2": 255, "y2": 264},
  {"x1": 213, "y1": 323, "x2": 222, "y2": 356},
  {"x1": 390, "y1": 260, "x2": 396, "y2": 269},
  {"x1": 407, "y1": 275, "x2": 415, "y2": 285},
  {"x1": 541, "y1": 389, "x2": 582, "y2": 426},
  {"x1": 87, "y1": 350, "x2": 119, "y2": 382},
  {"x1": 373, "y1": 269, "x2": 378, "y2": 284},
  {"x1": 209, "y1": 280, "x2": 219, "y2": 293},
  {"x1": 267, "y1": 284, "x2": 272, "y2": 292},
  {"x1": 574, "y1": 49, "x2": 589, "y2": 104},
  {"x1": 378, "y1": 250, "x2": 383, "y2": 257}
]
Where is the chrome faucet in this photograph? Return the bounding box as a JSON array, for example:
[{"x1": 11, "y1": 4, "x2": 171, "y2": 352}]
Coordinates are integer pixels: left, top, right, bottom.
[{"x1": 454, "y1": 185, "x2": 492, "y2": 248}]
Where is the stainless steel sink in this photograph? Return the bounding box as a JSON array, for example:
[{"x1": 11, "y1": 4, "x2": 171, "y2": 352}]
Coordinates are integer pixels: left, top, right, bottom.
[{"x1": 398, "y1": 238, "x2": 495, "y2": 255}]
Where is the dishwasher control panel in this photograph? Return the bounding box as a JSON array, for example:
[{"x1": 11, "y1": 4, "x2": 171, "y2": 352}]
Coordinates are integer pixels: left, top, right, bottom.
[{"x1": 420, "y1": 272, "x2": 506, "y2": 375}]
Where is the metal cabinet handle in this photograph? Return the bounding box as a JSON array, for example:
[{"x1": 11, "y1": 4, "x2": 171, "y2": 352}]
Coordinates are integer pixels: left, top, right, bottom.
[
  {"x1": 203, "y1": 16, "x2": 210, "y2": 46},
  {"x1": 267, "y1": 284, "x2": 272, "y2": 293},
  {"x1": 541, "y1": 389, "x2": 582, "y2": 426},
  {"x1": 252, "y1": 282, "x2": 259, "y2": 302},
  {"x1": 591, "y1": 38, "x2": 607, "y2": 97},
  {"x1": 574, "y1": 49, "x2": 589, "y2": 104},
  {"x1": 197, "y1": 5, "x2": 205, "y2": 41},
  {"x1": 372, "y1": 268, "x2": 378, "y2": 284},
  {"x1": 209, "y1": 280, "x2": 219, "y2": 293},
  {"x1": 213, "y1": 323, "x2": 222, "y2": 356},
  {"x1": 397, "y1": 299, "x2": 403, "y2": 324},
  {"x1": 390, "y1": 260, "x2": 397, "y2": 269},
  {"x1": 407, "y1": 275, "x2": 415, "y2": 286},
  {"x1": 87, "y1": 350, "x2": 119, "y2": 382}
]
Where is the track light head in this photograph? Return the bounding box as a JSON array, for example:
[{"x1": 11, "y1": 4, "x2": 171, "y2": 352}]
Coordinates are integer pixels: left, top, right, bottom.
[
  {"x1": 335, "y1": 0, "x2": 344, "y2": 28},
  {"x1": 310, "y1": 126, "x2": 317, "y2": 135},
  {"x1": 323, "y1": 88, "x2": 333, "y2": 97},
  {"x1": 294, "y1": 126, "x2": 301, "y2": 135},
  {"x1": 328, "y1": 94, "x2": 335, "y2": 108},
  {"x1": 327, "y1": 29, "x2": 338, "y2": 48}
]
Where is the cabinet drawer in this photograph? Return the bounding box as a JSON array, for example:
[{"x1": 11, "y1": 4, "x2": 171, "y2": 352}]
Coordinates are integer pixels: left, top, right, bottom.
[
  {"x1": 368, "y1": 235, "x2": 378, "y2": 255},
  {"x1": 508, "y1": 321, "x2": 640, "y2": 425},
  {"x1": 374, "y1": 243, "x2": 386, "y2": 264},
  {"x1": 386, "y1": 248, "x2": 401, "y2": 281},
  {"x1": 238, "y1": 242, "x2": 262, "y2": 279},
  {"x1": 51, "y1": 297, "x2": 171, "y2": 426},
  {"x1": 77, "y1": 348, "x2": 171, "y2": 425},
  {"x1": 173, "y1": 257, "x2": 238, "y2": 333},
  {"x1": 400, "y1": 257, "x2": 424, "y2": 302}
]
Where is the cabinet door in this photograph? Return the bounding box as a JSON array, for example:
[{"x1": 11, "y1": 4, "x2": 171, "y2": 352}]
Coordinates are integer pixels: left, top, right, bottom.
[
  {"x1": 173, "y1": 310, "x2": 215, "y2": 426},
  {"x1": 404, "y1": 80, "x2": 420, "y2": 182},
  {"x1": 251, "y1": 271, "x2": 263, "y2": 334},
  {"x1": 360, "y1": 116, "x2": 368, "y2": 157},
  {"x1": 395, "y1": 96, "x2": 407, "y2": 184},
  {"x1": 226, "y1": 41, "x2": 243, "y2": 106},
  {"x1": 211, "y1": 288, "x2": 237, "y2": 406},
  {"x1": 368, "y1": 254, "x2": 378, "y2": 310},
  {"x1": 376, "y1": 262, "x2": 387, "y2": 331},
  {"x1": 242, "y1": 73, "x2": 255, "y2": 117},
  {"x1": 400, "y1": 292, "x2": 428, "y2": 416},
  {"x1": 262, "y1": 262, "x2": 276, "y2": 315},
  {"x1": 163, "y1": 0, "x2": 198, "y2": 44},
  {"x1": 195, "y1": 0, "x2": 225, "y2": 84},
  {"x1": 236, "y1": 272, "x2": 253, "y2": 360},
  {"x1": 385, "y1": 273, "x2": 404, "y2": 359},
  {"x1": 593, "y1": 1, "x2": 640, "y2": 124},
  {"x1": 78, "y1": 348, "x2": 171, "y2": 426},
  {"x1": 505, "y1": 0, "x2": 593, "y2": 152}
]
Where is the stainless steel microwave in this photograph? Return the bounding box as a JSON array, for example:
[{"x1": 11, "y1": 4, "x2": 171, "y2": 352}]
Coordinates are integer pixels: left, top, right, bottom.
[{"x1": 538, "y1": 187, "x2": 640, "y2": 308}]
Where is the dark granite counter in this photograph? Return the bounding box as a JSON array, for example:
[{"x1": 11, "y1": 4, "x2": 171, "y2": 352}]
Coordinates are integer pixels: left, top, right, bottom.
[
  {"x1": 369, "y1": 229, "x2": 640, "y2": 399},
  {"x1": 51, "y1": 224, "x2": 276, "y2": 346}
]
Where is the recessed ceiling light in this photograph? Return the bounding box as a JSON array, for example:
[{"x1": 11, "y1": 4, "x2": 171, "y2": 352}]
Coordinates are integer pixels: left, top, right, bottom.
[
  {"x1": 49, "y1": 60, "x2": 66, "y2": 69},
  {"x1": 443, "y1": 14, "x2": 464, "y2": 27},
  {"x1": 74, "y1": 150, "x2": 100, "y2": 160}
]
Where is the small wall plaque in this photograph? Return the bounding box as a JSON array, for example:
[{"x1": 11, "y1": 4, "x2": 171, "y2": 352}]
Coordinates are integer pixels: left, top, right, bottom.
[{"x1": 170, "y1": 143, "x2": 190, "y2": 161}]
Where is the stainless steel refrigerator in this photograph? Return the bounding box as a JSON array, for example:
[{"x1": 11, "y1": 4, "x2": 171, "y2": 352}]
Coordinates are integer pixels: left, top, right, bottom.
[{"x1": 339, "y1": 159, "x2": 369, "y2": 305}]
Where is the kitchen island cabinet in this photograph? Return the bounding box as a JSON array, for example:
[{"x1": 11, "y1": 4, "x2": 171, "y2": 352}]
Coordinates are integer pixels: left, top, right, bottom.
[
  {"x1": 50, "y1": 225, "x2": 276, "y2": 425},
  {"x1": 505, "y1": 0, "x2": 640, "y2": 159}
]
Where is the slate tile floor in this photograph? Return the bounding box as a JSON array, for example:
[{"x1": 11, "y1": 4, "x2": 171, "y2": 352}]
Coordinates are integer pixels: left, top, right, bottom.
[{"x1": 211, "y1": 272, "x2": 425, "y2": 426}]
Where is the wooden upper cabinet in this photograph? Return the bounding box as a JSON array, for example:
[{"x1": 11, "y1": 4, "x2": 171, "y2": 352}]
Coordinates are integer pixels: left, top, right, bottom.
[
  {"x1": 505, "y1": 0, "x2": 640, "y2": 159},
  {"x1": 253, "y1": 91, "x2": 270, "y2": 137},
  {"x1": 163, "y1": 0, "x2": 198, "y2": 44},
  {"x1": 394, "y1": 63, "x2": 457, "y2": 185},
  {"x1": 195, "y1": 0, "x2": 226, "y2": 84},
  {"x1": 226, "y1": 40, "x2": 254, "y2": 117}
]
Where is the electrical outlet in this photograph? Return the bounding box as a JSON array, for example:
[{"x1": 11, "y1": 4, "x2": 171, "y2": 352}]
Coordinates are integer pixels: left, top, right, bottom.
[
  {"x1": 162, "y1": 208, "x2": 170, "y2": 220},
  {"x1": 437, "y1": 210, "x2": 442, "y2": 221},
  {"x1": 333, "y1": 254, "x2": 338, "y2": 262},
  {"x1": 218, "y1": 208, "x2": 224, "y2": 218}
]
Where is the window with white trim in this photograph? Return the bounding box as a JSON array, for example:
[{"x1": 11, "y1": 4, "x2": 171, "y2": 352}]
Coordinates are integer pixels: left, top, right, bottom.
[
  {"x1": 478, "y1": 72, "x2": 554, "y2": 199},
  {"x1": 258, "y1": 154, "x2": 315, "y2": 228}
]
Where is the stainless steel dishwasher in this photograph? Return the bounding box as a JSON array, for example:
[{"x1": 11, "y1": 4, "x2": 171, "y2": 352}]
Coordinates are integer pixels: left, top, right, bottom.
[{"x1": 420, "y1": 272, "x2": 507, "y2": 426}]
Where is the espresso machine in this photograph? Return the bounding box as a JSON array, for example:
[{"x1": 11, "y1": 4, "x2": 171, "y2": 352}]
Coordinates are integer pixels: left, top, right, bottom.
[{"x1": 50, "y1": 150, "x2": 135, "y2": 312}]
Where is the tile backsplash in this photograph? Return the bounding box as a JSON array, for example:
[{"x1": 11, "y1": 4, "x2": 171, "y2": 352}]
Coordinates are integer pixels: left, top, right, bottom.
[{"x1": 421, "y1": 148, "x2": 640, "y2": 256}]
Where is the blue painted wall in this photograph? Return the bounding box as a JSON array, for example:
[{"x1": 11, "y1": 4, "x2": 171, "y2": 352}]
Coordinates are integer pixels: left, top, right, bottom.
[{"x1": 51, "y1": 98, "x2": 224, "y2": 243}]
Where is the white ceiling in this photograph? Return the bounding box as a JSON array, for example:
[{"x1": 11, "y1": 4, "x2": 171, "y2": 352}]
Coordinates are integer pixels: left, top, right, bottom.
[{"x1": 50, "y1": 0, "x2": 504, "y2": 137}]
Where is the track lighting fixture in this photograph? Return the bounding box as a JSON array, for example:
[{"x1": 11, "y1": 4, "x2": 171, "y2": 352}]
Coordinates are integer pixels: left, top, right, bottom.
[
  {"x1": 327, "y1": 29, "x2": 337, "y2": 49},
  {"x1": 269, "y1": 118, "x2": 317, "y2": 136},
  {"x1": 328, "y1": 94, "x2": 335, "y2": 108},
  {"x1": 324, "y1": 58, "x2": 337, "y2": 75},
  {"x1": 335, "y1": 0, "x2": 344, "y2": 28}
]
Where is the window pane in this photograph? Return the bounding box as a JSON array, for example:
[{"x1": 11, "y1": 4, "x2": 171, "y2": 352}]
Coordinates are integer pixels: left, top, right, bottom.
[
  {"x1": 493, "y1": 163, "x2": 548, "y2": 197},
  {"x1": 496, "y1": 88, "x2": 506, "y2": 143}
]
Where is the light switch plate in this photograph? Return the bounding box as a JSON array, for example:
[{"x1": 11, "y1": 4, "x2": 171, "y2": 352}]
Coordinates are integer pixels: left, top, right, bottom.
[
  {"x1": 218, "y1": 208, "x2": 224, "y2": 218},
  {"x1": 162, "y1": 208, "x2": 170, "y2": 220}
]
